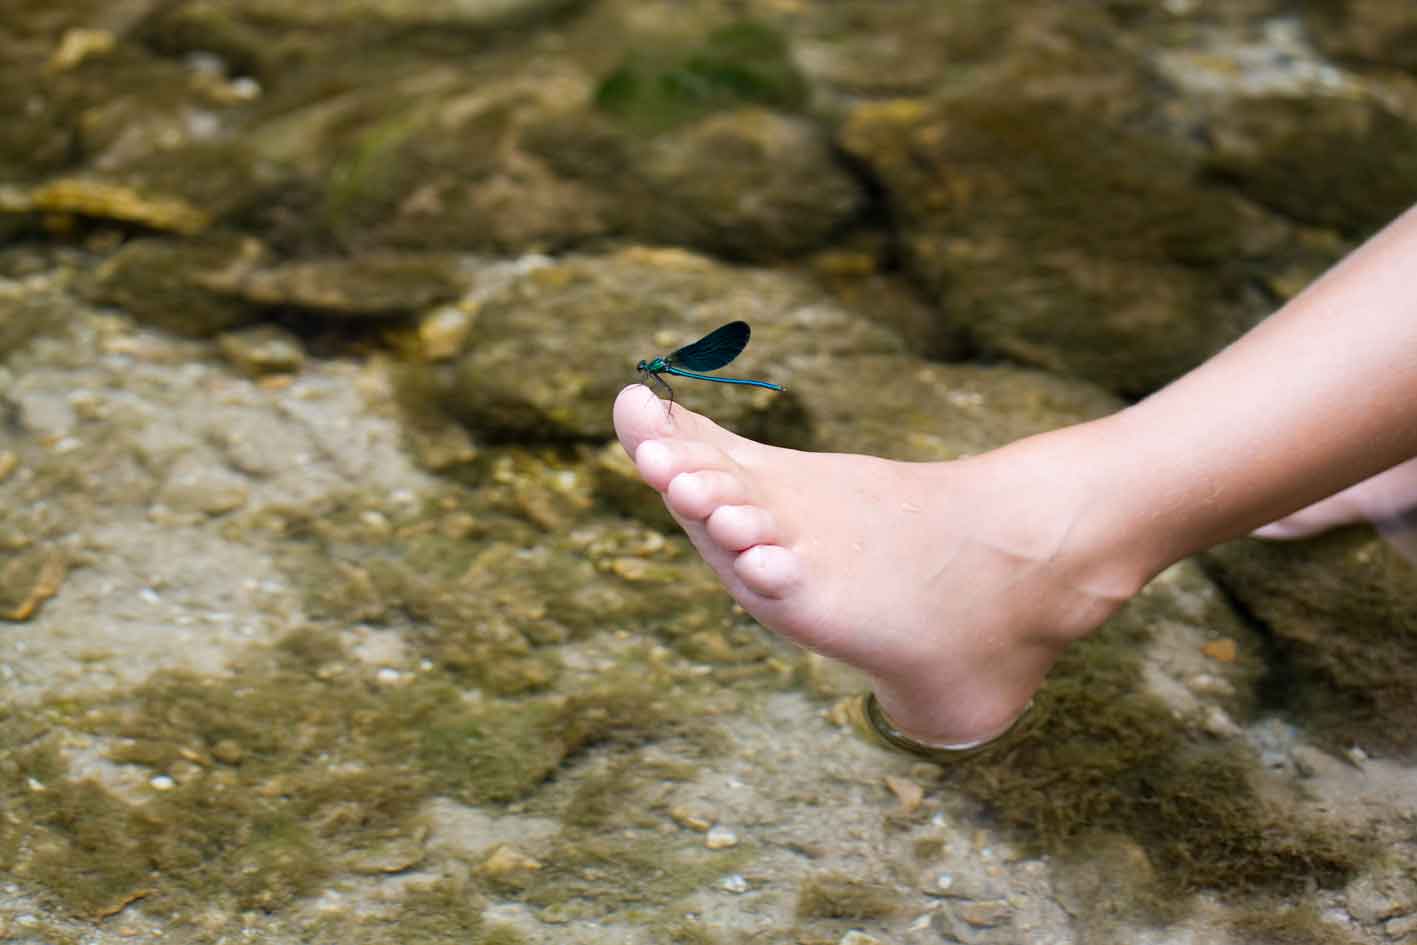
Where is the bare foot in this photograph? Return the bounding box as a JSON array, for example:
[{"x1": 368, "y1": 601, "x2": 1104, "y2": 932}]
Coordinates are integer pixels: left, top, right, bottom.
[
  {"x1": 612, "y1": 385, "x2": 1147, "y2": 747},
  {"x1": 1254, "y1": 456, "x2": 1417, "y2": 560}
]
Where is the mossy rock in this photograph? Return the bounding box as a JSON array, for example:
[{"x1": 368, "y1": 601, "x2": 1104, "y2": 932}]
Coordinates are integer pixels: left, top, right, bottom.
[
  {"x1": 0, "y1": 622, "x2": 718, "y2": 920},
  {"x1": 935, "y1": 556, "x2": 1357, "y2": 915},
  {"x1": 86, "y1": 235, "x2": 267, "y2": 337},
  {"x1": 527, "y1": 106, "x2": 865, "y2": 261},
  {"x1": 1205, "y1": 95, "x2": 1417, "y2": 239},
  {"x1": 196, "y1": 252, "x2": 471, "y2": 319},
  {"x1": 1303, "y1": 0, "x2": 1417, "y2": 74},
  {"x1": 442, "y1": 248, "x2": 902, "y2": 442},
  {"x1": 840, "y1": 94, "x2": 1283, "y2": 397},
  {"x1": 593, "y1": 21, "x2": 809, "y2": 135},
  {"x1": 1204, "y1": 530, "x2": 1417, "y2": 757}
]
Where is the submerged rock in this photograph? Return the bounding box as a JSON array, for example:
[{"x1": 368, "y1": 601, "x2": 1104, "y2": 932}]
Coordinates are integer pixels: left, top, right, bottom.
[
  {"x1": 87, "y1": 235, "x2": 266, "y2": 336},
  {"x1": 794, "y1": 355, "x2": 1120, "y2": 459},
  {"x1": 840, "y1": 95, "x2": 1286, "y2": 397},
  {"x1": 137, "y1": 0, "x2": 587, "y2": 81},
  {"x1": 531, "y1": 106, "x2": 864, "y2": 261},
  {"x1": 442, "y1": 247, "x2": 902, "y2": 442},
  {"x1": 1304, "y1": 0, "x2": 1417, "y2": 73},
  {"x1": 17, "y1": 178, "x2": 211, "y2": 235},
  {"x1": 196, "y1": 252, "x2": 471, "y2": 318},
  {"x1": 1204, "y1": 94, "x2": 1417, "y2": 239},
  {"x1": 278, "y1": 66, "x2": 612, "y2": 255},
  {"x1": 1204, "y1": 530, "x2": 1417, "y2": 757}
]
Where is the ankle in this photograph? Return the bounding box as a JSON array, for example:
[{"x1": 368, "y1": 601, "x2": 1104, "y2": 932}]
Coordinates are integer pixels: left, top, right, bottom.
[
  {"x1": 1035, "y1": 415, "x2": 1189, "y2": 606},
  {"x1": 980, "y1": 418, "x2": 1171, "y2": 634}
]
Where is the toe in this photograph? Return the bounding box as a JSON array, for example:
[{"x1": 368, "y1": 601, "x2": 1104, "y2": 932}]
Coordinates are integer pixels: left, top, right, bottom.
[
  {"x1": 706, "y1": 505, "x2": 778, "y2": 551},
  {"x1": 613, "y1": 385, "x2": 753, "y2": 461},
  {"x1": 732, "y1": 544, "x2": 802, "y2": 599},
  {"x1": 614, "y1": 385, "x2": 673, "y2": 457},
  {"x1": 665, "y1": 470, "x2": 749, "y2": 520},
  {"x1": 634, "y1": 439, "x2": 736, "y2": 492}
]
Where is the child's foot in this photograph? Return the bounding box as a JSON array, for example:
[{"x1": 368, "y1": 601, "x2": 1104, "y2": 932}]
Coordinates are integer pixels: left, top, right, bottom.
[
  {"x1": 1254, "y1": 456, "x2": 1417, "y2": 560},
  {"x1": 612, "y1": 385, "x2": 1144, "y2": 748}
]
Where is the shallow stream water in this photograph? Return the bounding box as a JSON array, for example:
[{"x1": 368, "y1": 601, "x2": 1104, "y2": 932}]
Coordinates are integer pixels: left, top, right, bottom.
[{"x1": 3, "y1": 3, "x2": 1417, "y2": 943}]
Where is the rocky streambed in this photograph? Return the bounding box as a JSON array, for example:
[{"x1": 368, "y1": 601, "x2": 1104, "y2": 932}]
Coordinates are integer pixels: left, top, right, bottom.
[{"x1": 4, "y1": 2, "x2": 1417, "y2": 944}]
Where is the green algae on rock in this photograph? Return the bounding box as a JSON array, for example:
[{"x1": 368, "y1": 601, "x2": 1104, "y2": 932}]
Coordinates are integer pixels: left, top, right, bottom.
[
  {"x1": 0, "y1": 623, "x2": 730, "y2": 924},
  {"x1": 0, "y1": 275, "x2": 71, "y2": 358},
  {"x1": 302, "y1": 67, "x2": 612, "y2": 255},
  {"x1": 795, "y1": 871, "x2": 903, "y2": 921},
  {"x1": 1204, "y1": 529, "x2": 1417, "y2": 758},
  {"x1": 593, "y1": 21, "x2": 809, "y2": 135},
  {"x1": 949, "y1": 569, "x2": 1364, "y2": 908}
]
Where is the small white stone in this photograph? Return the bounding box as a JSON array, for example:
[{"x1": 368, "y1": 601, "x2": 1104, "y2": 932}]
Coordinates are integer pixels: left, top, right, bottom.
[
  {"x1": 705, "y1": 825, "x2": 738, "y2": 849},
  {"x1": 150, "y1": 774, "x2": 177, "y2": 791},
  {"x1": 719, "y1": 874, "x2": 748, "y2": 893},
  {"x1": 839, "y1": 932, "x2": 887, "y2": 945},
  {"x1": 1202, "y1": 705, "x2": 1242, "y2": 738}
]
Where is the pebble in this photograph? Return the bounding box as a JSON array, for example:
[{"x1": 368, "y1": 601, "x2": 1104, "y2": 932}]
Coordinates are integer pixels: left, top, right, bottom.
[
  {"x1": 1201, "y1": 705, "x2": 1242, "y2": 738},
  {"x1": 669, "y1": 805, "x2": 712, "y2": 832},
  {"x1": 150, "y1": 774, "x2": 176, "y2": 791},
  {"x1": 1291, "y1": 744, "x2": 1342, "y2": 779},
  {"x1": 212, "y1": 739, "x2": 244, "y2": 765},
  {"x1": 957, "y1": 900, "x2": 1013, "y2": 928},
  {"x1": 928, "y1": 866, "x2": 1006, "y2": 901},
  {"x1": 217, "y1": 325, "x2": 305, "y2": 376},
  {"x1": 1387, "y1": 913, "x2": 1417, "y2": 939},
  {"x1": 884, "y1": 775, "x2": 925, "y2": 814},
  {"x1": 1345, "y1": 871, "x2": 1417, "y2": 924},
  {"x1": 839, "y1": 932, "x2": 889, "y2": 945},
  {"x1": 718, "y1": 874, "x2": 748, "y2": 894},
  {"x1": 419, "y1": 305, "x2": 473, "y2": 361},
  {"x1": 1200, "y1": 638, "x2": 1238, "y2": 662},
  {"x1": 476, "y1": 844, "x2": 542, "y2": 879},
  {"x1": 705, "y1": 825, "x2": 739, "y2": 849}
]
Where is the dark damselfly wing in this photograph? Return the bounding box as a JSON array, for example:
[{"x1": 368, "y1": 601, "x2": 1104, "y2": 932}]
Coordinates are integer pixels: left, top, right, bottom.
[{"x1": 667, "y1": 321, "x2": 751, "y2": 372}]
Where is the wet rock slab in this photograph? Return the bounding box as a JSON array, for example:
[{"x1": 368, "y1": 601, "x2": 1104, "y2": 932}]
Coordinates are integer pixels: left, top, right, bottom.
[{"x1": 441, "y1": 247, "x2": 904, "y2": 443}]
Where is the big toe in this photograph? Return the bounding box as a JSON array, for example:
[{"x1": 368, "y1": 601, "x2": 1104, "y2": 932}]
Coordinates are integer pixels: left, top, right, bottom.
[
  {"x1": 614, "y1": 385, "x2": 673, "y2": 456},
  {"x1": 613, "y1": 384, "x2": 748, "y2": 459}
]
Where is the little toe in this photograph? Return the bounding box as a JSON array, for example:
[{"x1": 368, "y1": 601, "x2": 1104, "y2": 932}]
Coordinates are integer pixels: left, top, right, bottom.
[
  {"x1": 666, "y1": 470, "x2": 749, "y2": 520},
  {"x1": 706, "y1": 505, "x2": 778, "y2": 551},
  {"x1": 732, "y1": 544, "x2": 802, "y2": 599}
]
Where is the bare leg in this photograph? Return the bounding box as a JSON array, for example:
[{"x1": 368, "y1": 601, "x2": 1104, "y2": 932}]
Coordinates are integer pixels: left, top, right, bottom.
[
  {"x1": 613, "y1": 203, "x2": 1417, "y2": 746},
  {"x1": 1255, "y1": 455, "x2": 1417, "y2": 559}
]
